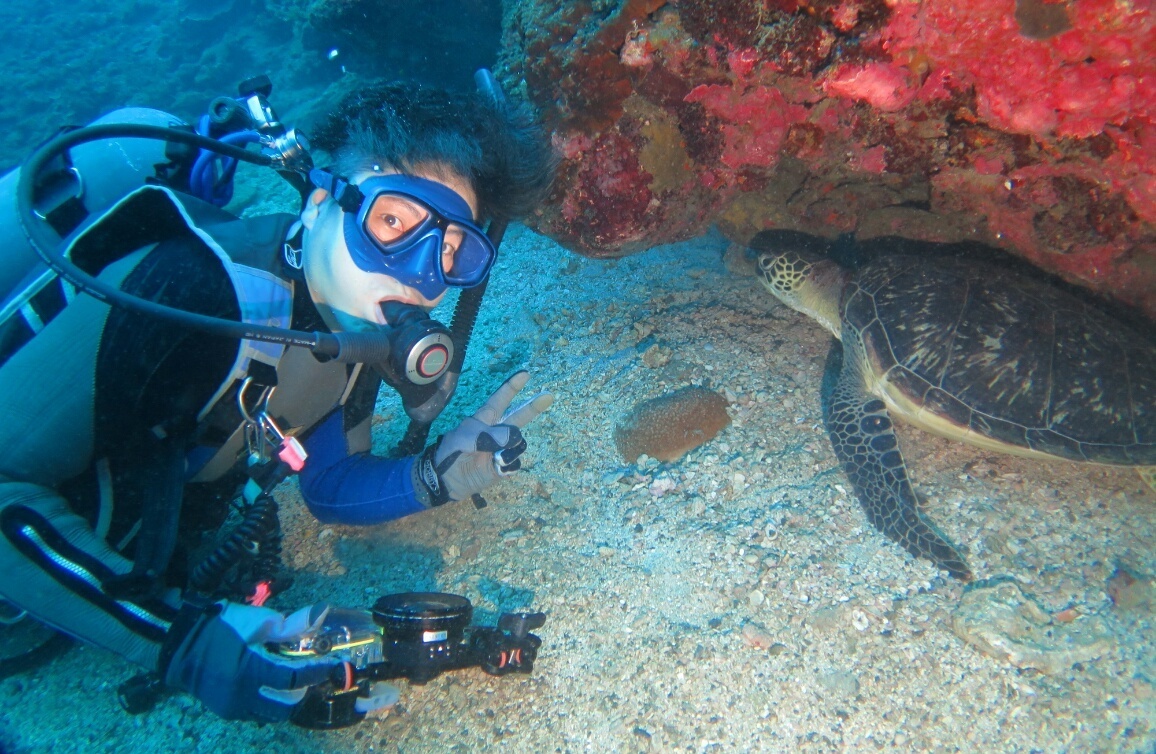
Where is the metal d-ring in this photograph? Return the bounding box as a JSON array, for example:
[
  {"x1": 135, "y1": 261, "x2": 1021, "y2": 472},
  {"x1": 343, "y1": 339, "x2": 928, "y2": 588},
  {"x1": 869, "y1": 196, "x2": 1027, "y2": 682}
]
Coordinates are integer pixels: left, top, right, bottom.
[
  {"x1": 238, "y1": 377, "x2": 277, "y2": 461},
  {"x1": 237, "y1": 376, "x2": 275, "y2": 425}
]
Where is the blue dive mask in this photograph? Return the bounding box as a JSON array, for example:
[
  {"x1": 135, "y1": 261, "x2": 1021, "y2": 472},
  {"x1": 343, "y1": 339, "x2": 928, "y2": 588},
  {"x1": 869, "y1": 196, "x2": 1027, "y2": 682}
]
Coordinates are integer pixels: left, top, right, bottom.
[{"x1": 309, "y1": 169, "x2": 495, "y2": 301}]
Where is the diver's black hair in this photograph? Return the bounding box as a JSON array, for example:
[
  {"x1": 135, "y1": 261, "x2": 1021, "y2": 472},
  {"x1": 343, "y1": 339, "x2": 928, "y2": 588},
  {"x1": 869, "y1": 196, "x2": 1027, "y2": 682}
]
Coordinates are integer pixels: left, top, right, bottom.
[{"x1": 310, "y1": 81, "x2": 557, "y2": 223}]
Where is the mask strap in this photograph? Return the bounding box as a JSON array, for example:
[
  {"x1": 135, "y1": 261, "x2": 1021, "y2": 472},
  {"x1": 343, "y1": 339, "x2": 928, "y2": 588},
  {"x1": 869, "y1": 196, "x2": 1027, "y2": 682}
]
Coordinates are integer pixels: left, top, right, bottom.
[{"x1": 309, "y1": 169, "x2": 364, "y2": 214}]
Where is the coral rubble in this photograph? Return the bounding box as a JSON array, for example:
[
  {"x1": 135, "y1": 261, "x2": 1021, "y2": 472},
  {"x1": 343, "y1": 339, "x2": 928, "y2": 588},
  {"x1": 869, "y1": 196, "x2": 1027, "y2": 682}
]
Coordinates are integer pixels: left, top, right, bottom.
[{"x1": 500, "y1": 0, "x2": 1156, "y2": 317}]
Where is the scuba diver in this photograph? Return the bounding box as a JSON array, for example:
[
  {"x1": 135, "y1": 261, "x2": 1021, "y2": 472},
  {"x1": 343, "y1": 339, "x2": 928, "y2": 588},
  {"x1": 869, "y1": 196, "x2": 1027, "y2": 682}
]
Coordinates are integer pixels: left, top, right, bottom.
[{"x1": 0, "y1": 76, "x2": 557, "y2": 723}]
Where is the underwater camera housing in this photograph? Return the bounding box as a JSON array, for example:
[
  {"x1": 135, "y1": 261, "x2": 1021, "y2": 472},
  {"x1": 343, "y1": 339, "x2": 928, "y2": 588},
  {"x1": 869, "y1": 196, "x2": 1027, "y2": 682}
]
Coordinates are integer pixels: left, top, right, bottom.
[{"x1": 276, "y1": 592, "x2": 546, "y2": 729}]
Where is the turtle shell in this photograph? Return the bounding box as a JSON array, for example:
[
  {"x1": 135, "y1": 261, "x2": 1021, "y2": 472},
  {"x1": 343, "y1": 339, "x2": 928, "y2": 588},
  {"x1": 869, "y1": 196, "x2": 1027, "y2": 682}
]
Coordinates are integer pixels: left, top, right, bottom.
[{"x1": 842, "y1": 255, "x2": 1156, "y2": 466}]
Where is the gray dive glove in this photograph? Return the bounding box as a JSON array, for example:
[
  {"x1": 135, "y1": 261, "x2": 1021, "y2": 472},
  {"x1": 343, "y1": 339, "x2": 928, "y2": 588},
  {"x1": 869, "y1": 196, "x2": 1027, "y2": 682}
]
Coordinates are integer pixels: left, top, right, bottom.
[
  {"x1": 160, "y1": 601, "x2": 394, "y2": 723},
  {"x1": 415, "y1": 371, "x2": 553, "y2": 506}
]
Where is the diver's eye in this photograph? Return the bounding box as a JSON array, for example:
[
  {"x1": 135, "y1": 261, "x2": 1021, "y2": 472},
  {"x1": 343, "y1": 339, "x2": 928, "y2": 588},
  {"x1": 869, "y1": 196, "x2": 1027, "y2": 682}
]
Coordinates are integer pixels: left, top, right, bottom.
[
  {"x1": 367, "y1": 211, "x2": 409, "y2": 244},
  {"x1": 440, "y1": 227, "x2": 465, "y2": 272},
  {"x1": 441, "y1": 241, "x2": 459, "y2": 273},
  {"x1": 365, "y1": 194, "x2": 427, "y2": 245}
]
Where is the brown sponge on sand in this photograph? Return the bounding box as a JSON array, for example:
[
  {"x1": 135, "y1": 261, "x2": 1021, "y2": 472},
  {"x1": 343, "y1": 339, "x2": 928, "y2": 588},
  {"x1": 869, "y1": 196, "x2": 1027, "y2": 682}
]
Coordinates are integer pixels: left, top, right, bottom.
[{"x1": 614, "y1": 386, "x2": 731, "y2": 463}]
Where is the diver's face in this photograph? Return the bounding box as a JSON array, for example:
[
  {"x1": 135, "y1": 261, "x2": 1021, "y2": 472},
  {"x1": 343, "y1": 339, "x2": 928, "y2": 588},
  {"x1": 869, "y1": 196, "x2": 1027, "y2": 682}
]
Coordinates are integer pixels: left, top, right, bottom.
[{"x1": 300, "y1": 166, "x2": 479, "y2": 328}]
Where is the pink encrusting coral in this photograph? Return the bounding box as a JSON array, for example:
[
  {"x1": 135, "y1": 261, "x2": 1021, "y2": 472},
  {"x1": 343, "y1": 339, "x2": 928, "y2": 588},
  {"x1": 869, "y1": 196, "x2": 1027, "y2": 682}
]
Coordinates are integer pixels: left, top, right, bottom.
[
  {"x1": 499, "y1": 0, "x2": 1156, "y2": 318},
  {"x1": 683, "y1": 83, "x2": 808, "y2": 170},
  {"x1": 881, "y1": 0, "x2": 1151, "y2": 140},
  {"x1": 879, "y1": 0, "x2": 1156, "y2": 235},
  {"x1": 824, "y1": 62, "x2": 919, "y2": 112}
]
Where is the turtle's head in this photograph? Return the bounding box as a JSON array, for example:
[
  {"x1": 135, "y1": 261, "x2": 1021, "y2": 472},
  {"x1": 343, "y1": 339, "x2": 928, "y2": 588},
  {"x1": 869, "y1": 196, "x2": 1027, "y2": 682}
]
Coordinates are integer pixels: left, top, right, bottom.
[{"x1": 750, "y1": 234, "x2": 847, "y2": 340}]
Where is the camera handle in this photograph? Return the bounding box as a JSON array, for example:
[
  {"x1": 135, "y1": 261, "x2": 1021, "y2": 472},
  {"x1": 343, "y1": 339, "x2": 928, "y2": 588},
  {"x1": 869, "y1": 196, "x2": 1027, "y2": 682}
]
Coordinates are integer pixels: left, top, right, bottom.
[{"x1": 290, "y1": 600, "x2": 547, "y2": 730}]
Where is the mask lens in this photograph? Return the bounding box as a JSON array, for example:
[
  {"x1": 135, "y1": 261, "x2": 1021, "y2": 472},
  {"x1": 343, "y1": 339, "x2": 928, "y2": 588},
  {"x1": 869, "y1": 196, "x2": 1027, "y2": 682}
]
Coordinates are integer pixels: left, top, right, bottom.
[
  {"x1": 442, "y1": 222, "x2": 494, "y2": 285},
  {"x1": 361, "y1": 192, "x2": 495, "y2": 286},
  {"x1": 364, "y1": 193, "x2": 428, "y2": 248}
]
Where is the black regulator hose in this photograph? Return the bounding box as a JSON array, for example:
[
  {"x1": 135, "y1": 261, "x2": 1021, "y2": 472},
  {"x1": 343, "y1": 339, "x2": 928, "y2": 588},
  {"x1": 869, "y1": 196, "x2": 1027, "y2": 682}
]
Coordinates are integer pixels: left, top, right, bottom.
[
  {"x1": 393, "y1": 69, "x2": 513, "y2": 454},
  {"x1": 448, "y1": 219, "x2": 508, "y2": 376},
  {"x1": 15, "y1": 122, "x2": 391, "y2": 364},
  {"x1": 393, "y1": 216, "x2": 510, "y2": 458},
  {"x1": 447, "y1": 67, "x2": 512, "y2": 376}
]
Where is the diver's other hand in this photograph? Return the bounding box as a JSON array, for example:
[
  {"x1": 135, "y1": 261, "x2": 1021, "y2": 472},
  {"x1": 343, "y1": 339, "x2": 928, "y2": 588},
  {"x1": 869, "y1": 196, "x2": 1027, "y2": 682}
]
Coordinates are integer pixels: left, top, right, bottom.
[
  {"x1": 160, "y1": 601, "x2": 341, "y2": 723},
  {"x1": 415, "y1": 371, "x2": 553, "y2": 505}
]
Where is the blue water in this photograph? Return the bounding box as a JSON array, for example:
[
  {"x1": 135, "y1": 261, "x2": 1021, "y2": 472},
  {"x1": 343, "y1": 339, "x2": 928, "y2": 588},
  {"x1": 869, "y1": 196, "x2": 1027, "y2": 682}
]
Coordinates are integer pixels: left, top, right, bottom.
[{"x1": 0, "y1": 0, "x2": 502, "y2": 171}]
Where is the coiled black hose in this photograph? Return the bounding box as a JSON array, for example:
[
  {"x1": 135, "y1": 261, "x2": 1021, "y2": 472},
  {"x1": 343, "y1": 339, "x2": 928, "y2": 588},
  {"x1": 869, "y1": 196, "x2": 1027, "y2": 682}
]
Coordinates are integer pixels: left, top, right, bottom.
[
  {"x1": 189, "y1": 494, "x2": 282, "y2": 595},
  {"x1": 250, "y1": 505, "x2": 284, "y2": 588}
]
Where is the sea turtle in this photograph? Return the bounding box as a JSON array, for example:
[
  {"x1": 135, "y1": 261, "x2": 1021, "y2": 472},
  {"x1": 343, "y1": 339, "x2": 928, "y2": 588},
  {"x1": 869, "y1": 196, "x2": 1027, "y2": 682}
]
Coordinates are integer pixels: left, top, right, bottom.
[{"x1": 750, "y1": 231, "x2": 1156, "y2": 580}]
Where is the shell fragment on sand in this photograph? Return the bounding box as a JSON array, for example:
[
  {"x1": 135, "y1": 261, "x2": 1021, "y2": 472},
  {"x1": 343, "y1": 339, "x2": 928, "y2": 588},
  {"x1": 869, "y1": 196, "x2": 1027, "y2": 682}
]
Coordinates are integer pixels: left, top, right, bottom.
[{"x1": 952, "y1": 580, "x2": 1113, "y2": 674}]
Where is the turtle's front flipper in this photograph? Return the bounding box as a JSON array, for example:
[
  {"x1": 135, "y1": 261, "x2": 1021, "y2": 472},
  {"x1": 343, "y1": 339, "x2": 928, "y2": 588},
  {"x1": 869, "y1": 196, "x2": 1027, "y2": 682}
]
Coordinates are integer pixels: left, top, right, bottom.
[{"x1": 820, "y1": 342, "x2": 972, "y2": 581}]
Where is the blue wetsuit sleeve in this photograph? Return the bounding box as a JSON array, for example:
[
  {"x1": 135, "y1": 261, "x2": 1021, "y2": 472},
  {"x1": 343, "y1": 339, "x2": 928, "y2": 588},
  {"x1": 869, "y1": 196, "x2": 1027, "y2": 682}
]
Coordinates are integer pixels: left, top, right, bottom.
[{"x1": 296, "y1": 410, "x2": 428, "y2": 525}]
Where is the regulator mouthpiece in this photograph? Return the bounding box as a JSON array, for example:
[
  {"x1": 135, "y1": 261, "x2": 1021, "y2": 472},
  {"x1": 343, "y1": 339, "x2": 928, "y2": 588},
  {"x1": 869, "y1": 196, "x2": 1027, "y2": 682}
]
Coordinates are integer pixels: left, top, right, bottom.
[{"x1": 380, "y1": 302, "x2": 453, "y2": 386}]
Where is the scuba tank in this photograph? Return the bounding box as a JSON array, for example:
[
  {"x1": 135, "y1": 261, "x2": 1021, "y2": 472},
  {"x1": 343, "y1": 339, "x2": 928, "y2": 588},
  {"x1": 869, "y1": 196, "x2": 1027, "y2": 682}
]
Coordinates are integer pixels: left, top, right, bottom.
[
  {"x1": 0, "y1": 106, "x2": 188, "y2": 292},
  {"x1": 7, "y1": 77, "x2": 424, "y2": 371},
  {"x1": 0, "y1": 107, "x2": 191, "y2": 363},
  {"x1": 0, "y1": 76, "x2": 362, "y2": 368}
]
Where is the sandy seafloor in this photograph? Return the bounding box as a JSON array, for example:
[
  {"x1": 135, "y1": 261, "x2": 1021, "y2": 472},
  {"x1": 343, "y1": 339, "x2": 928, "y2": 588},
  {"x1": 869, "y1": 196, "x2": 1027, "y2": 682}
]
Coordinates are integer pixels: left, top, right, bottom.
[{"x1": 2, "y1": 187, "x2": 1155, "y2": 752}]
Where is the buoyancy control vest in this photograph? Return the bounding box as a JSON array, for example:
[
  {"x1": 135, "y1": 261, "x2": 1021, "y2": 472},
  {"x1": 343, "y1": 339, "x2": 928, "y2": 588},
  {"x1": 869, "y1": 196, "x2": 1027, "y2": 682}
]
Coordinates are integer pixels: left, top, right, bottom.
[
  {"x1": 0, "y1": 184, "x2": 364, "y2": 601},
  {"x1": 63, "y1": 184, "x2": 365, "y2": 484}
]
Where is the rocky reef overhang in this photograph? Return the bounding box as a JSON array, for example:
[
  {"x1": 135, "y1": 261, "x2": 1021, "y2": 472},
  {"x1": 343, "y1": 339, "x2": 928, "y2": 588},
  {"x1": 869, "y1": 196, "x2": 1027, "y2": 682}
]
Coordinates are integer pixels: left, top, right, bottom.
[{"x1": 498, "y1": 0, "x2": 1156, "y2": 317}]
